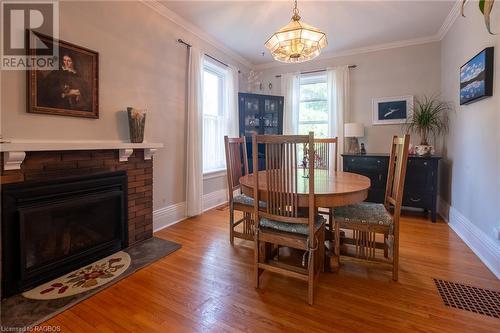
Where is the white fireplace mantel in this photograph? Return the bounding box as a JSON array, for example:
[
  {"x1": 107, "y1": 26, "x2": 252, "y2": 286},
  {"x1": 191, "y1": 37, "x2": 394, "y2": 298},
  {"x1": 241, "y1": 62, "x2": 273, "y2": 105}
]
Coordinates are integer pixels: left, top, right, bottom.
[{"x1": 0, "y1": 140, "x2": 164, "y2": 170}]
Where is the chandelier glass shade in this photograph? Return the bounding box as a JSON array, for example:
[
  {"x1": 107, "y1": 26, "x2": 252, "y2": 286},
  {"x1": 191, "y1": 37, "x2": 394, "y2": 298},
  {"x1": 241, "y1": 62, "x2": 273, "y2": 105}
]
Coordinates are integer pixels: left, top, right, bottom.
[{"x1": 265, "y1": 1, "x2": 327, "y2": 63}]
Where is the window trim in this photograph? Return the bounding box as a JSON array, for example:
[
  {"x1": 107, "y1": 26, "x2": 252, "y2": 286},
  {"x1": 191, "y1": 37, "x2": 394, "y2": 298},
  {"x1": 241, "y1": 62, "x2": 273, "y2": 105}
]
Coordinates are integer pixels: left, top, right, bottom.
[{"x1": 203, "y1": 169, "x2": 227, "y2": 180}]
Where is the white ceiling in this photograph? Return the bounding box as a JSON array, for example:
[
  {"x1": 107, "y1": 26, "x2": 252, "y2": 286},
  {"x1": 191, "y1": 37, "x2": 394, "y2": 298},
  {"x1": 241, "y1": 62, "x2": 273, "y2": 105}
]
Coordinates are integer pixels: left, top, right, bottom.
[{"x1": 159, "y1": 1, "x2": 456, "y2": 66}]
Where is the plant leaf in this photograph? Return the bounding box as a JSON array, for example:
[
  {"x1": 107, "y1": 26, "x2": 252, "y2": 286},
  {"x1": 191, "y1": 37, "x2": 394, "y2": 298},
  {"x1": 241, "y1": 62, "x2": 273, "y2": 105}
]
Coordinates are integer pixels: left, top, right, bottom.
[
  {"x1": 482, "y1": 0, "x2": 496, "y2": 34},
  {"x1": 462, "y1": 0, "x2": 468, "y2": 17}
]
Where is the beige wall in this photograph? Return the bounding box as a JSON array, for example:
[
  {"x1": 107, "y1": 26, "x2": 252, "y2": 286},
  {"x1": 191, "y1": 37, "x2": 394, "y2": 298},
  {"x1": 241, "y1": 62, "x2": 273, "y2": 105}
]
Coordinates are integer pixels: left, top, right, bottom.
[
  {"x1": 1, "y1": 1, "x2": 249, "y2": 210},
  {"x1": 246, "y1": 42, "x2": 442, "y2": 153},
  {"x1": 440, "y1": 8, "x2": 500, "y2": 242}
]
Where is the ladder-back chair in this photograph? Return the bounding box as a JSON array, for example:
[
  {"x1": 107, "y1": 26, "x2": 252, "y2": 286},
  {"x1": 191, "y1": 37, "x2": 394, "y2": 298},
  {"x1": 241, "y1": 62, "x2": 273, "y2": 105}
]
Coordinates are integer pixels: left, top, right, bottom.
[
  {"x1": 224, "y1": 136, "x2": 259, "y2": 244},
  {"x1": 252, "y1": 133, "x2": 326, "y2": 305},
  {"x1": 333, "y1": 135, "x2": 410, "y2": 280}
]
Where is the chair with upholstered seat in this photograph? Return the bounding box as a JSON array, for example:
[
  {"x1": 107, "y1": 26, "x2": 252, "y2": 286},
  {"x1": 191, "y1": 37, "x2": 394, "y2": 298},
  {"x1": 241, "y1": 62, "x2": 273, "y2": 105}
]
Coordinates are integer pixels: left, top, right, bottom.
[
  {"x1": 252, "y1": 132, "x2": 326, "y2": 305},
  {"x1": 224, "y1": 136, "x2": 262, "y2": 244},
  {"x1": 333, "y1": 135, "x2": 410, "y2": 280}
]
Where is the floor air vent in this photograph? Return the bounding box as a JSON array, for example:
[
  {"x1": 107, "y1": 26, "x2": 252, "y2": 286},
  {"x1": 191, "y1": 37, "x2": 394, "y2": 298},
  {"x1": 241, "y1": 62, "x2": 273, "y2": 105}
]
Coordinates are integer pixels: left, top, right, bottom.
[{"x1": 433, "y1": 278, "x2": 500, "y2": 318}]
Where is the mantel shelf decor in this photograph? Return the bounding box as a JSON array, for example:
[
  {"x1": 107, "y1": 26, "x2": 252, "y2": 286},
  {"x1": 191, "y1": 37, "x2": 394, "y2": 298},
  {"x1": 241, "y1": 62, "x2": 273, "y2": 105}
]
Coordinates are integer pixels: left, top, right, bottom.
[
  {"x1": 127, "y1": 107, "x2": 146, "y2": 143},
  {"x1": 0, "y1": 140, "x2": 163, "y2": 170}
]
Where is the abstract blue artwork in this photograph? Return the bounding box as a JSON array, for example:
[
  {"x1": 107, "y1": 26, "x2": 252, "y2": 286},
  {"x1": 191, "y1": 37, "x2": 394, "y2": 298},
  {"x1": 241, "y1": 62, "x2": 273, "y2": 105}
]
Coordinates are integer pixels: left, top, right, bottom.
[{"x1": 460, "y1": 47, "x2": 494, "y2": 105}]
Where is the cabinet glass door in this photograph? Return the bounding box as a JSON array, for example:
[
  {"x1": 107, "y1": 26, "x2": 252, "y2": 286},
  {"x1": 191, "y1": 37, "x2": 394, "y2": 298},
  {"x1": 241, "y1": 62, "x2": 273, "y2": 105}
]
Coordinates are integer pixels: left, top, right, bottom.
[
  {"x1": 262, "y1": 98, "x2": 281, "y2": 135},
  {"x1": 242, "y1": 96, "x2": 260, "y2": 136}
]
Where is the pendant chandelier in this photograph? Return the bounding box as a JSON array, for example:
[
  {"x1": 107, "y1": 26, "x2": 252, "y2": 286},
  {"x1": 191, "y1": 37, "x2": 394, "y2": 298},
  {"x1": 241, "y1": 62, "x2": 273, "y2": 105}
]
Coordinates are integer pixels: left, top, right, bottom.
[{"x1": 265, "y1": 0, "x2": 327, "y2": 63}]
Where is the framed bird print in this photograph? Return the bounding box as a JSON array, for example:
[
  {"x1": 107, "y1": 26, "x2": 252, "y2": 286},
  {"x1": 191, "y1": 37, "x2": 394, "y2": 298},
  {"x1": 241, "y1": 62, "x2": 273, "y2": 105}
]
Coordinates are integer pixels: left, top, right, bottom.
[{"x1": 372, "y1": 95, "x2": 413, "y2": 125}]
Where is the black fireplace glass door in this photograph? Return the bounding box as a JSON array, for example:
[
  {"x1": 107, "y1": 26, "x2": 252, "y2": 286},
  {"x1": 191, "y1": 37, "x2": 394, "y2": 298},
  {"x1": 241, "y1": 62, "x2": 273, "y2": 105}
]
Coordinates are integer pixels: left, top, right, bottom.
[{"x1": 19, "y1": 191, "x2": 123, "y2": 275}]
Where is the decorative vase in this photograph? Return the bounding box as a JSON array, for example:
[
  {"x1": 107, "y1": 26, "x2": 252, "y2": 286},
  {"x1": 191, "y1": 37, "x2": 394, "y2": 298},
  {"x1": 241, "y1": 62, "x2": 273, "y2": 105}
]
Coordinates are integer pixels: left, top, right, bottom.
[
  {"x1": 127, "y1": 107, "x2": 146, "y2": 143},
  {"x1": 415, "y1": 145, "x2": 434, "y2": 156}
]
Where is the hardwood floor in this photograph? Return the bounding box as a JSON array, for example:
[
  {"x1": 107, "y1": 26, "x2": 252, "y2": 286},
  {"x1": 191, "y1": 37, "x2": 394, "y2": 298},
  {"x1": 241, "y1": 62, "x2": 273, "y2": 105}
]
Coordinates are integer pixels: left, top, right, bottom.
[{"x1": 44, "y1": 208, "x2": 500, "y2": 332}]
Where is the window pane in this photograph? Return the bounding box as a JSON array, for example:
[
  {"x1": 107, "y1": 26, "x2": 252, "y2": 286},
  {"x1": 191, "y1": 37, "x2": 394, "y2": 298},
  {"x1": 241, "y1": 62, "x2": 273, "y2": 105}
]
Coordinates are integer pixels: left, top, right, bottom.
[
  {"x1": 300, "y1": 82, "x2": 327, "y2": 101},
  {"x1": 203, "y1": 115, "x2": 225, "y2": 172},
  {"x1": 299, "y1": 101, "x2": 328, "y2": 122},
  {"x1": 298, "y1": 123, "x2": 329, "y2": 138},
  {"x1": 203, "y1": 70, "x2": 220, "y2": 117},
  {"x1": 202, "y1": 64, "x2": 226, "y2": 173}
]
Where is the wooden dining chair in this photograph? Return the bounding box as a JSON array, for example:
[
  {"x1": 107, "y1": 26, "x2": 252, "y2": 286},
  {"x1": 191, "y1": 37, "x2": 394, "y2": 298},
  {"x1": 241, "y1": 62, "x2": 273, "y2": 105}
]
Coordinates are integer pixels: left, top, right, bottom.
[
  {"x1": 224, "y1": 136, "x2": 262, "y2": 244},
  {"x1": 313, "y1": 137, "x2": 338, "y2": 243},
  {"x1": 252, "y1": 132, "x2": 326, "y2": 305},
  {"x1": 314, "y1": 137, "x2": 338, "y2": 172},
  {"x1": 332, "y1": 135, "x2": 410, "y2": 280}
]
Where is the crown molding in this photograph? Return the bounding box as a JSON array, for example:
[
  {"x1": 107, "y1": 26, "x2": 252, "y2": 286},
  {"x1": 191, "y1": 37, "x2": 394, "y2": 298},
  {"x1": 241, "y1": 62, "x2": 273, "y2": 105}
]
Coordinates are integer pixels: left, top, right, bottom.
[
  {"x1": 142, "y1": 0, "x2": 461, "y2": 72},
  {"x1": 436, "y1": 0, "x2": 462, "y2": 40},
  {"x1": 140, "y1": 0, "x2": 253, "y2": 69},
  {"x1": 253, "y1": 0, "x2": 462, "y2": 71},
  {"x1": 253, "y1": 35, "x2": 441, "y2": 71}
]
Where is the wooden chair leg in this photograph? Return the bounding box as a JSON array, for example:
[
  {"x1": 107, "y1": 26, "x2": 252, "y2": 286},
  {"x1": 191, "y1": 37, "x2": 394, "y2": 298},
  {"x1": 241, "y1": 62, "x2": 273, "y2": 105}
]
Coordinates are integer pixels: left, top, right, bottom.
[
  {"x1": 392, "y1": 234, "x2": 399, "y2": 281},
  {"x1": 392, "y1": 257, "x2": 399, "y2": 281},
  {"x1": 229, "y1": 207, "x2": 234, "y2": 245},
  {"x1": 319, "y1": 225, "x2": 325, "y2": 273},
  {"x1": 308, "y1": 254, "x2": 315, "y2": 305},
  {"x1": 384, "y1": 232, "x2": 388, "y2": 258},
  {"x1": 254, "y1": 230, "x2": 260, "y2": 288},
  {"x1": 328, "y1": 208, "x2": 334, "y2": 243},
  {"x1": 334, "y1": 220, "x2": 340, "y2": 257}
]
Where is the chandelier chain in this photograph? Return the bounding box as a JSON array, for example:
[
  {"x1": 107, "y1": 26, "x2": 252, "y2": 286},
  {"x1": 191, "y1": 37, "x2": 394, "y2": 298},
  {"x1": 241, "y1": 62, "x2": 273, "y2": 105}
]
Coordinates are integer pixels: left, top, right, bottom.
[{"x1": 292, "y1": 0, "x2": 301, "y2": 21}]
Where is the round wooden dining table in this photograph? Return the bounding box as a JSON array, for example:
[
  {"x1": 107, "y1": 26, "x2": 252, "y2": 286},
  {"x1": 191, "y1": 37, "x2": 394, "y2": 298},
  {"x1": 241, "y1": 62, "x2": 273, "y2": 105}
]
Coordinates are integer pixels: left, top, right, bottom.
[{"x1": 239, "y1": 169, "x2": 371, "y2": 209}]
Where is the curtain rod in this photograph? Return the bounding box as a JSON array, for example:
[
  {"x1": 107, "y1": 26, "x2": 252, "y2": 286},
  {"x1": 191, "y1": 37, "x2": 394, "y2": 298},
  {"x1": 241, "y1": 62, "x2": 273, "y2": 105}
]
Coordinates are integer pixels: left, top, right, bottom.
[
  {"x1": 274, "y1": 66, "x2": 356, "y2": 78},
  {"x1": 177, "y1": 38, "x2": 192, "y2": 48},
  {"x1": 205, "y1": 54, "x2": 229, "y2": 68},
  {"x1": 177, "y1": 38, "x2": 241, "y2": 73},
  {"x1": 177, "y1": 39, "x2": 227, "y2": 67}
]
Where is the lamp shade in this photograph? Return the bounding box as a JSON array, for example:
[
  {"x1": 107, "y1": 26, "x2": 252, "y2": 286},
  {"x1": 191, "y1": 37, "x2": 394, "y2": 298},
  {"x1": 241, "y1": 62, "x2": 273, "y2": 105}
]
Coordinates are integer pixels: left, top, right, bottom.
[{"x1": 344, "y1": 123, "x2": 364, "y2": 138}]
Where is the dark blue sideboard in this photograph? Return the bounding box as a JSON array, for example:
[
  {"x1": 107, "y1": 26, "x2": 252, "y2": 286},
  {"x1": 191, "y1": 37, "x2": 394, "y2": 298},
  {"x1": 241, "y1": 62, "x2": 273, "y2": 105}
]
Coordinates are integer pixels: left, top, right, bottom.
[{"x1": 342, "y1": 153, "x2": 441, "y2": 222}]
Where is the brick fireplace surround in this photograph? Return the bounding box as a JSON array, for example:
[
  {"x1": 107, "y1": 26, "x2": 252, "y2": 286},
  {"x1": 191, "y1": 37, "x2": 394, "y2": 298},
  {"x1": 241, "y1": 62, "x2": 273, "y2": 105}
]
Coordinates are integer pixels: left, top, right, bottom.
[{"x1": 0, "y1": 149, "x2": 153, "y2": 246}]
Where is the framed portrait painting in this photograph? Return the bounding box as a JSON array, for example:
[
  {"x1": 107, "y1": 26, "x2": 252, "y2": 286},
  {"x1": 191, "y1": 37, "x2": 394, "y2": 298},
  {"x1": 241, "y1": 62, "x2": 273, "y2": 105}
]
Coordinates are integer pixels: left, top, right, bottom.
[
  {"x1": 27, "y1": 32, "x2": 99, "y2": 118},
  {"x1": 372, "y1": 95, "x2": 413, "y2": 125},
  {"x1": 460, "y1": 47, "x2": 494, "y2": 105}
]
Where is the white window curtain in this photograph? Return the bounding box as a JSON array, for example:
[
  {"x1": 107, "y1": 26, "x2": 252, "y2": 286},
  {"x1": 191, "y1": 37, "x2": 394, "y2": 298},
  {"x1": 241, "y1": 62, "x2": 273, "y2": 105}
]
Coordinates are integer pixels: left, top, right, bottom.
[
  {"x1": 186, "y1": 47, "x2": 204, "y2": 217},
  {"x1": 281, "y1": 72, "x2": 300, "y2": 134},
  {"x1": 226, "y1": 65, "x2": 239, "y2": 137},
  {"x1": 327, "y1": 66, "x2": 350, "y2": 171}
]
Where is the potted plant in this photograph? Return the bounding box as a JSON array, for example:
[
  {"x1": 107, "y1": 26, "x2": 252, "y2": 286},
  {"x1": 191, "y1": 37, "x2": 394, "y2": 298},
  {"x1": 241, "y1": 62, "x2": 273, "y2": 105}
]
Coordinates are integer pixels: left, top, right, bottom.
[{"x1": 404, "y1": 96, "x2": 451, "y2": 156}]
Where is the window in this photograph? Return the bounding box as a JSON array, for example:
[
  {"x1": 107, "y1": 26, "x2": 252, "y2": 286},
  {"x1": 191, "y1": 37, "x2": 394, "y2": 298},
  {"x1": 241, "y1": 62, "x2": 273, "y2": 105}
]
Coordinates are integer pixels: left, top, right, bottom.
[
  {"x1": 298, "y1": 73, "x2": 329, "y2": 137},
  {"x1": 202, "y1": 60, "x2": 227, "y2": 174}
]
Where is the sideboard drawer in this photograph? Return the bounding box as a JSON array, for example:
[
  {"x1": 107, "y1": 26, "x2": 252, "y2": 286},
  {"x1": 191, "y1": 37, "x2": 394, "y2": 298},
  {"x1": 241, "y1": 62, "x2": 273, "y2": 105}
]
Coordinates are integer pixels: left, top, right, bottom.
[
  {"x1": 345, "y1": 156, "x2": 388, "y2": 169},
  {"x1": 403, "y1": 192, "x2": 432, "y2": 209},
  {"x1": 405, "y1": 159, "x2": 436, "y2": 192}
]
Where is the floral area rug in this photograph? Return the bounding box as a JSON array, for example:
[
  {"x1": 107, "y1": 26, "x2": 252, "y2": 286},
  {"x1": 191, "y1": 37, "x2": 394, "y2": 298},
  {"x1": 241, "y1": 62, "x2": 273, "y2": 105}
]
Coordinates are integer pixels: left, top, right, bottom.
[{"x1": 22, "y1": 251, "x2": 131, "y2": 300}]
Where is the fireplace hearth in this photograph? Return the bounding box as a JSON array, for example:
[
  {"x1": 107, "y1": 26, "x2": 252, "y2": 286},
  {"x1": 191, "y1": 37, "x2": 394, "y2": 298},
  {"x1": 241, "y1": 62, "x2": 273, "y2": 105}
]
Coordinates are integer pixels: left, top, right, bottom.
[{"x1": 2, "y1": 171, "x2": 128, "y2": 298}]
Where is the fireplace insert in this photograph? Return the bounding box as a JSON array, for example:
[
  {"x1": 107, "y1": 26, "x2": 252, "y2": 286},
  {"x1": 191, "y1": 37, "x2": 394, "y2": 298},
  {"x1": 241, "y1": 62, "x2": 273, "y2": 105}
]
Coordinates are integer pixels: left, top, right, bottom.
[{"x1": 1, "y1": 171, "x2": 128, "y2": 298}]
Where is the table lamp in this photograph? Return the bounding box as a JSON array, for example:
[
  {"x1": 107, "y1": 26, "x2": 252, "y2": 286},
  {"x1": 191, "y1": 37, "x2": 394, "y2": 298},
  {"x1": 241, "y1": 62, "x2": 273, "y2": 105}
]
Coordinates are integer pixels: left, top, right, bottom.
[{"x1": 344, "y1": 123, "x2": 364, "y2": 154}]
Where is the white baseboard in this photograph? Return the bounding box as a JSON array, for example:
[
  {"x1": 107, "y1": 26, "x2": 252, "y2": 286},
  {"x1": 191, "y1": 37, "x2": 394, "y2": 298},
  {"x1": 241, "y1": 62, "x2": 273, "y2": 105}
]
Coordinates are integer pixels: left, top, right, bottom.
[
  {"x1": 437, "y1": 196, "x2": 450, "y2": 222},
  {"x1": 153, "y1": 201, "x2": 187, "y2": 232},
  {"x1": 153, "y1": 189, "x2": 228, "y2": 233},
  {"x1": 448, "y1": 206, "x2": 500, "y2": 279},
  {"x1": 202, "y1": 189, "x2": 228, "y2": 212}
]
